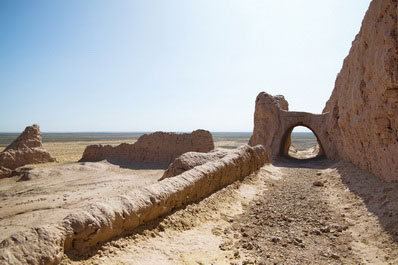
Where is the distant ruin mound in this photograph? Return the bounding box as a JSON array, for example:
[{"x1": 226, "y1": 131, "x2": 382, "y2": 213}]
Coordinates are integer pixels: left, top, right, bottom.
[
  {"x1": 0, "y1": 124, "x2": 56, "y2": 178},
  {"x1": 80, "y1": 129, "x2": 215, "y2": 166}
]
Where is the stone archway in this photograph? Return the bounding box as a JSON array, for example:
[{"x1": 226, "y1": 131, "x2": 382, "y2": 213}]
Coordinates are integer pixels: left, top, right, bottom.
[
  {"x1": 249, "y1": 92, "x2": 337, "y2": 161},
  {"x1": 279, "y1": 124, "x2": 325, "y2": 158}
]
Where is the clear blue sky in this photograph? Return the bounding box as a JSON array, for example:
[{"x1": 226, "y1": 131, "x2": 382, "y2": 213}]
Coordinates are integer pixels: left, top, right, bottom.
[{"x1": 0, "y1": 0, "x2": 371, "y2": 132}]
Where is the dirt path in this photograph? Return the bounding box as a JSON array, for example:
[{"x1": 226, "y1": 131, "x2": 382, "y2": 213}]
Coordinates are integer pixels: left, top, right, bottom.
[{"x1": 61, "y1": 158, "x2": 398, "y2": 265}]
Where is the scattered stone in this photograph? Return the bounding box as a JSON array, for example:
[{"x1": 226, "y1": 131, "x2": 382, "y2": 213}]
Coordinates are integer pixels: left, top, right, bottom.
[
  {"x1": 313, "y1": 181, "x2": 324, "y2": 187},
  {"x1": 242, "y1": 242, "x2": 253, "y2": 250},
  {"x1": 271, "y1": 237, "x2": 281, "y2": 243}
]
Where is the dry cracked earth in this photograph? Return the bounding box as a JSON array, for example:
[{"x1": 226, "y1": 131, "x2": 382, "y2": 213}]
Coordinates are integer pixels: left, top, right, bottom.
[{"x1": 61, "y1": 158, "x2": 398, "y2": 265}]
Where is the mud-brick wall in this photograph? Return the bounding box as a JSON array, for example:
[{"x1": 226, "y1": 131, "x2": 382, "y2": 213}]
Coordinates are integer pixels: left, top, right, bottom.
[{"x1": 0, "y1": 145, "x2": 268, "y2": 265}]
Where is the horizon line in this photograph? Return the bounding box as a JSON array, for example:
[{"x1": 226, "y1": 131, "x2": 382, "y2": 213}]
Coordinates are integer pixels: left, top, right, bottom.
[{"x1": 0, "y1": 131, "x2": 313, "y2": 134}]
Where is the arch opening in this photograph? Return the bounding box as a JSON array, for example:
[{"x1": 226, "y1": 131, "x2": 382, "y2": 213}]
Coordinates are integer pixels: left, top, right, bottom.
[{"x1": 280, "y1": 125, "x2": 325, "y2": 159}]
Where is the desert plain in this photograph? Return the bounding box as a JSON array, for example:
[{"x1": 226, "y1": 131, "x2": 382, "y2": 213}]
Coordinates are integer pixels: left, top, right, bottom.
[
  {"x1": 1, "y1": 132, "x2": 398, "y2": 264},
  {"x1": 1, "y1": 0, "x2": 398, "y2": 264},
  {"x1": 0, "y1": 132, "x2": 255, "y2": 243}
]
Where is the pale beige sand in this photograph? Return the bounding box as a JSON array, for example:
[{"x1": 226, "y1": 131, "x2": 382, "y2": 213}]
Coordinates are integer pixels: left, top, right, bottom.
[
  {"x1": 1, "y1": 139, "x2": 398, "y2": 264},
  {"x1": 61, "y1": 161, "x2": 398, "y2": 265},
  {"x1": 0, "y1": 139, "x2": 241, "y2": 243},
  {"x1": 42, "y1": 140, "x2": 136, "y2": 163},
  {"x1": 1, "y1": 139, "x2": 241, "y2": 162},
  {"x1": 0, "y1": 160, "x2": 164, "y2": 242}
]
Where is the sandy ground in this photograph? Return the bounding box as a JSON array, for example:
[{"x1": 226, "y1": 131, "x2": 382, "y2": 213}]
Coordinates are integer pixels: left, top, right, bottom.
[
  {"x1": 2, "y1": 140, "x2": 398, "y2": 264},
  {"x1": 0, "y1": 161, "x2": 164, "y2": 242},
  {"x1": 0, "y1": 139, "x2": 241, "y2": 242},
  {"x1": 288, "y1": 145, "x2": 319, "y2": 160},
  {"x1": 60, "y1": 158, "x2": 398, "y2": 265},
  {"x1": 0, "y1": 139, "x2": 241, "y2": 163},
  {"x1": 42, "y1": 140, "x2": 135, "y2": 163},
  {"x1": 0, "y1": 140, "x2": 134, "y2": 163}
]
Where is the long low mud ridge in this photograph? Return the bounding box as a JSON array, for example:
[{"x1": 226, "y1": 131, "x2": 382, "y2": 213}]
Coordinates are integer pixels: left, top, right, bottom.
[{"x1": 61, "y1": 158, "x2": 398, "y2": 265}]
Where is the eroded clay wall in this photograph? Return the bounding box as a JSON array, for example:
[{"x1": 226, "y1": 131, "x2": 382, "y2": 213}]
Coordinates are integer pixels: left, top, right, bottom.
[
  {"x1": 80, "y1": 130, "x2": 215, "y2": 165},
  {"x1": 323, "y1": 0, "x2": 398, "y2": 181},
  {"x1": 248, "y1": 92, "x2": 334, "y2": 161},
  {"x1": 161, "y1": 148, "x2": 231, "y2": 179},
  {"x1": 0, "y1": 145, "x2": 267, "y2": 265}
]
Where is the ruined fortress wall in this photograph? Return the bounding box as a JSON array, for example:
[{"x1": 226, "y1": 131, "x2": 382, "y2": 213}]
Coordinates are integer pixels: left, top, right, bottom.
[
  {"x1": 0, "y1": 145, "x2": 267, "y2": 265},
  {"x1": 323, "y1": 0, "x2": 398, "y2": 181},
  {"x1": 250, "y1": 0, "x2": 398, "y2": 182},
  {"x1": 248, "y1": 92, "x2": 336, "y2": 161},
  {"x1": 160, "y1": 148, "x2": 231, "y2": 179},
  {"x1": 162, "y1": 145, "x2": 269, "y2": 179},
  {"x1": 80, "y1": 130, "x2": 214, "y2": 165}
]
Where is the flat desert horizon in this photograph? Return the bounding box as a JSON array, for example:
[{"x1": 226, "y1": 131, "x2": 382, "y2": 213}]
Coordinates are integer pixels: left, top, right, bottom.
[{"x1": 0, "y1": 131, "x2": 318, "y2": 162}]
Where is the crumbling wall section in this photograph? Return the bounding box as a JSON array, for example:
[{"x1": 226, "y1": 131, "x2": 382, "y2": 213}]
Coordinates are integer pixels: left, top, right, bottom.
[
  {"x1": 323, "y1": 0, "x2": 398, "y2": 181},
  {"x1": 249, "y1": 92, "x2": 335, "y2": 161},
  {"x1": 80, "y1": 130, "x2": 214, "y2": 165},
  {"x1": 0, "y1": 145, "x2": 267, "y2": 265}
]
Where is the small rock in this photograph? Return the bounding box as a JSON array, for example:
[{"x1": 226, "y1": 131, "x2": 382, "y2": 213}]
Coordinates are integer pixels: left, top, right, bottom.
[
  {"x1": 294, "y1": 237, "x2": 303, "y2": 243},
  {"x1": 313, "y1": 181, "x2": 324, "y2": 187},
  {"x1": 219, "y1": 243, "x2": 228, "y2": 251},
  {"x1": 320, "y1": 227, "x2": 330, "y2": 233},
  {"x1": 242, "y1": 242, "x2": 253, "y2": 250},
  {"x1": 313, "y1": 230, "x2": 321, "y2": 235},
  {"x1": 271, "y1": 237, "x2": 281, "y2": 243}
]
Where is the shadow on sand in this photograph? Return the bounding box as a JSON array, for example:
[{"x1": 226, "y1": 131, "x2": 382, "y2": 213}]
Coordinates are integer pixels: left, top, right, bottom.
[
  {"x1": 68, "y1": 156, "x2": 398, "y2": 262},
  {"x1": 64, "y1": 204, "x2": 186, "y2": 261},
  {"x1": 274, "y1": 156, "x2": 398, "y2": 243},
  {"x1": 273, "y1": 155, "x2": 334, "y2": 170},
  {"x1": 334, "y1": 162, "x2": 398, "y2": 243},
  {"x1": 82, "y1": 159, "x2": 169, "y2": 171}
]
